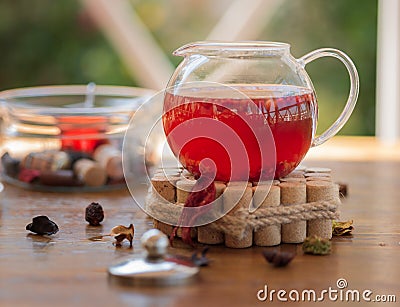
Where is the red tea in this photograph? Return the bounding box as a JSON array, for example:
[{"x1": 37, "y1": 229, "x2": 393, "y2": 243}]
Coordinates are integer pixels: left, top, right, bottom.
[
  {"x1": 58, "y1": 116, "x2": 108, "y2": 153},
  {"x1": 163, "y1": 85, "x2": 317, "y2": 181}
]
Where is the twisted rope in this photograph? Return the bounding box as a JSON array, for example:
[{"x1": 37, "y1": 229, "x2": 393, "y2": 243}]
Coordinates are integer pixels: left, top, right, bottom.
[{"x1": 146, "y1": 190, "x2": 340, "y2": 238}]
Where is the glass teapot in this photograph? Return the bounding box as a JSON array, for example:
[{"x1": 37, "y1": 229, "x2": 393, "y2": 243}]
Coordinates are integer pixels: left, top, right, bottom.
[{"x1": 162, "y1": 41, "x2": 359, "y2": 181}]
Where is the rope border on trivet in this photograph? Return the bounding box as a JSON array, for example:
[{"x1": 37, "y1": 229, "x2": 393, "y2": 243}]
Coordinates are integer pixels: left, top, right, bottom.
[{"x1": 145, "y1": 190, "x2": 340, "y2": 239}]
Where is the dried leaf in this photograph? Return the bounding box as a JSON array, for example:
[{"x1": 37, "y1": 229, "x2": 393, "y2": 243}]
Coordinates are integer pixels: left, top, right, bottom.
[
  {"x1": 302, "y1": 235, "x2": 331, "y2": 255},
  {"x1": 262, "y1": 249, "x2": 296, "y2": 267},
  {"x1": 332, "y1": 220, "x2": 354, "y2": 236},
  {"x1": 110, "y1": 224, "x2": 134, "y2": 247}
]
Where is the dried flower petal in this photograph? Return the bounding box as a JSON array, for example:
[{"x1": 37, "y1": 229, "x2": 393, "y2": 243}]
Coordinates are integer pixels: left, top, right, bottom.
[
  {"x1": 302, "y1": 235, "x2": 331, "y2": 255},
  {"x1": 332, "y1": 220, "x2": 354, "y2": 236},
  {"x1": 110, "y1": 224, "x2": 134, "y2": 247},
  {"x1": 262, "y1": 249, "x2": 296, "y2": 267},
  {"x1": 26, "y1": 216, "x2": 59, "y2": 235}
]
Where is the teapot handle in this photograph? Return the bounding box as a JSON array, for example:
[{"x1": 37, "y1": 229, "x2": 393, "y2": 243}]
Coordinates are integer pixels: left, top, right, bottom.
[{"x1": 298, "y1": 48, "x2": 359, "y2": 147}]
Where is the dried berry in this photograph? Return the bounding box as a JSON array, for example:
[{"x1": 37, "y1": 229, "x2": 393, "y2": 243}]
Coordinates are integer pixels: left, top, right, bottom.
[
  {"x1": 26, "y1": 216, "x2": 59, "y2": 235},
  {"x1": 302, "y1": 235, "x2": 331, "y2": 255},
  {"x1": 332, "y1": 220, "x2": 354, "y2": 236},
  {"x1": 110, "y1": 224, "x2": 134, "y2": 247},
  {"x1": 85, "y1": 202, "x2": 104, "y2": 226},
  {"x1": 262, "y1": 249, "x2": 296, "y2": 267}
]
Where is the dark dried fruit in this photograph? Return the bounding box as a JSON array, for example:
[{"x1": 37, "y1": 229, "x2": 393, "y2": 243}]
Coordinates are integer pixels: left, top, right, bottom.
[
  {"x1": 191, "y1": 247, "x2": 210, "y2": 267},
  {"x1": 302, "y1": 235, "x2": 331, "y2": 255},
  {"x1": 85, "y1": 202, "x2": 104, "y2": 226},
  {"x1": 110, "y1": 224, "x2": 134, "y2": 247},
  {"x1": 26, "y1": 216, "x2": 59, "y2": 235},
  {"x1": 262, "y1": 249, "x2": 296, "y2": 267}
]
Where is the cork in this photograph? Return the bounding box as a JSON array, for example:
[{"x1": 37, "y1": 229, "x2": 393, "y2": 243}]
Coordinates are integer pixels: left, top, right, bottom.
[
  {"x1": 304, "y1": 172, "x2": 331, "y2": 178},
  {"x1": 22, "y1": 151, "x2": 70, "y2": 172},
  {"x1": 253, "y1": 185, "x2": 281, "y2": 246},
  {"x1": 227, "y1": 181, "x2": 252, "y2": 187},
  {"x1": 196, "y1": 181, "x2": 226, "y2": 244},
  {"x1": 197, "y1": 225, "x2": 224, "y2": 244},
  {"x1": 306, "y1": 167, "x2": 331, "y2": 173},
  {"x1": 306, "y1": 176, "x2": 332, "y2": 182},
  {"x1": 284, "y1": 170, "x2": 305, "y2": 178},
  {"x1": 73, "y1": 158, "x2": 107, "y2": 187},
  {"x1": 223, "y1": 186, "x2": 253, "y2": 248},
  {"x1": 306, "y1": 180, "x2": 336, "y2": 239},
  {"x1": 151, "y1": 174, "x2": 179, "y2": 203},
  {"x1": 153, "y1": 219, "x2": 173, "y2": 236},
  {"x1": 176, "y1": 226, "x2": 198, "y2": 239},
  {"x1": 176, "y1": 178, "x2": 196, "y2": 203},
  {"x1": 279, "y1": 177, "x2": 306, "y2": 183},
  {"x1": 280, "y1": 182, "x2": 307, "y2": 243},
  {"x1": 93, "y1": 144, "x2": 123, "y2": 180}
]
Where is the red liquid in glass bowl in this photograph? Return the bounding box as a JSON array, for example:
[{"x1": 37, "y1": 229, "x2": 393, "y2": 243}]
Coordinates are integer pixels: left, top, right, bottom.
[{"x1": 163, "y1": 85, "x2": 317, "y2": 181}]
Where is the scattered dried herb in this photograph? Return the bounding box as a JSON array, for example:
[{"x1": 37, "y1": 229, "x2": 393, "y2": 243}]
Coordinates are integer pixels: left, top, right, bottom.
[
  {"x1": 191, "y1": 247, "x2": 210, "y2": 267},
  {"x1": 302, "y1": 235, "x2": 331, "y2": 255},
  {"x1": 26, "y1": 216, "x2": 59, "y2": 235},
  {"x1": 262, "y1": 249, "x2": 296, "y2": 267},
  {"x1": 85, "y1": 202, "x2": 104, "y2": 226},
  {"x1": 332, "y1": 220, "x2": 354, "y2": 236},
  {"x1": 110, "y1": 224, "x2": 134, "y2": 247}
]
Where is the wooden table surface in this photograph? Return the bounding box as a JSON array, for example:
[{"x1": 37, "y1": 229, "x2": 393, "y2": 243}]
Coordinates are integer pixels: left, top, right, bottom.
[{"x1": 0, "y1": 137, "x2": 399, "y2": 307}]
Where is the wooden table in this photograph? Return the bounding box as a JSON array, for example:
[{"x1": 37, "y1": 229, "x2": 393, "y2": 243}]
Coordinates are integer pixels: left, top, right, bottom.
[{"x1": 0, "y1": 137, "x2": 399, "y2": 306}]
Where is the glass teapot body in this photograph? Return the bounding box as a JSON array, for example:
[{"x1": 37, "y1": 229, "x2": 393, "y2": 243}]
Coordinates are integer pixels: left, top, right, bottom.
[{"x1": 163, "y1": 42, "x2": 358, "y2": 181}]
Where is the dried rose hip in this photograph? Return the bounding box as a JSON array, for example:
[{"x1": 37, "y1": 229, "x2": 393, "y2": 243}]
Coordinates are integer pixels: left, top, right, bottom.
[
  {"x1": 26, "y1": 216, "x2": 59, "y2": 235},
  {"x1": 85, "y1": 202, "x2": 104, "y2": 226}
]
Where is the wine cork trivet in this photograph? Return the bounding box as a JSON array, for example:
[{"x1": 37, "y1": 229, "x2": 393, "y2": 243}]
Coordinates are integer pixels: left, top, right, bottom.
[
  {"x1": 223, "y1": 186, "x2": 253, "y2": 248},
  {"x1": 306, "y1": 181, "x2": 336, "y2": 239},
  {"x1": 197, "y1": 181, "x2": 226, "y2": 244},
  {"x1": 280, "y1": 182, "x2": 307, "y2": 243},
  {"x1": 253, "y1": 185, "x2": 281, "y2": 246},
  {"x1": 151, "y1": 174, "x2": 180, "y2": 203},
  {"x1": 73, "y1": 158, "x2": 107, "y2": 187},
  {"x1": 93, "y1": 144, "x2": 123, "y2": 180}
]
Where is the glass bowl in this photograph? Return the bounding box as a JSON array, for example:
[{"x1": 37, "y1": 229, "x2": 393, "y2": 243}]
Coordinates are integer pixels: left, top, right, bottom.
[{"x1": 0, "y1": 84, "x2": 156, "y2": 192}]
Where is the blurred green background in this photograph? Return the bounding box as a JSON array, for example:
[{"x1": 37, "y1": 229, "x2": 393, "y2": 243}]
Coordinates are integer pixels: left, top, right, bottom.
[{"x1": 0, "y1": 0, "x2": 377, "y2": 135}]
